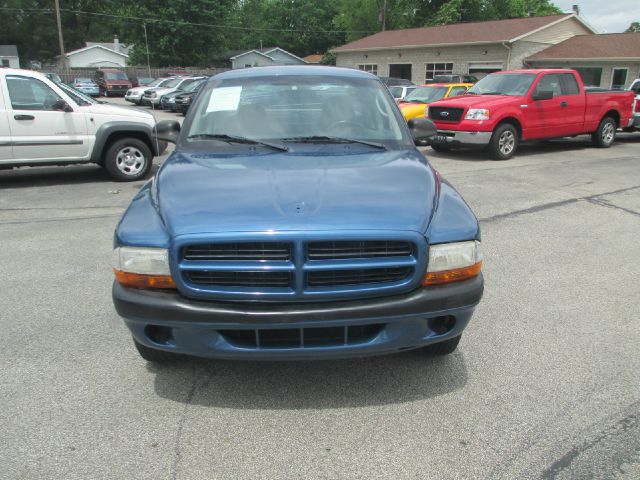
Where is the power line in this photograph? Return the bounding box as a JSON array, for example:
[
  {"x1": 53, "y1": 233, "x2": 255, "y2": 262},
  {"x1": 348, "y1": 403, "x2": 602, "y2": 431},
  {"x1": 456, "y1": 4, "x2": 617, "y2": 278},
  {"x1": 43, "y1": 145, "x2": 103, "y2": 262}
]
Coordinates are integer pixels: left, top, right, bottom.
[{"x1": 0, "y1": 6, "x2": 375, "y2": 34}]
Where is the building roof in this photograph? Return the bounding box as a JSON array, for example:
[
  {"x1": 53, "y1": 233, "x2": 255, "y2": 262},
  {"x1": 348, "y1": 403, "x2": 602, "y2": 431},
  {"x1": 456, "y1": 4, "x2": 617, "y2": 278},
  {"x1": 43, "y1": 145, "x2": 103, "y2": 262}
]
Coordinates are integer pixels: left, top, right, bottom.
[
  {"x1": 0, "y1": 45, "x2": 19, "y2": 57},
  {"x1": 333, "y1": 14, "x2": 592, "y2": 52},
  {"x1": 229, "y1": 47, "x2": 307, "y2": 63},
  {"x1": 527, "y1": 32, "x2": 640, "y2": 61},
  {"x1": 64, "y1": 44, "x2": 129, "y2": 58},
  {"x1": 303, "y1": 54, "x2": 323, "y2": 63},
  {"x1": 86, "y1": 41, "x2": 132, "y2": 55}
]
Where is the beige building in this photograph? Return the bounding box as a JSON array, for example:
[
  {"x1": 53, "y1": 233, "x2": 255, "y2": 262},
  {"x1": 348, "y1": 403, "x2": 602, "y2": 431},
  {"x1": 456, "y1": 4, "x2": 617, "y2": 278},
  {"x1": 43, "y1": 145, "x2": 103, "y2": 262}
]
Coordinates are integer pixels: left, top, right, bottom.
[
  {"x1": 526, "y1": 32, "x2": 640, "y2": 89},
  {"x1": 333, "y1": 14, "x2": 595, "y2": 84}
]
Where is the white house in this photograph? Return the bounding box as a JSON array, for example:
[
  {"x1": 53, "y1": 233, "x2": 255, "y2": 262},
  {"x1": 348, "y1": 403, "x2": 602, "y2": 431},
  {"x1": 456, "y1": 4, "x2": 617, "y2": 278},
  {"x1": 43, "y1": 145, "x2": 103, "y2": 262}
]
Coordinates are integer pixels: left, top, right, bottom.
[
  {"x1": 0, "y1": 45, "x2": 20, "y2": 68},
  {"x1": 230, "y1": 47, "x2": 307, "y2": 69},
  {"x1": 61, "y1": 37, "x2": 131, "y2": 68}
]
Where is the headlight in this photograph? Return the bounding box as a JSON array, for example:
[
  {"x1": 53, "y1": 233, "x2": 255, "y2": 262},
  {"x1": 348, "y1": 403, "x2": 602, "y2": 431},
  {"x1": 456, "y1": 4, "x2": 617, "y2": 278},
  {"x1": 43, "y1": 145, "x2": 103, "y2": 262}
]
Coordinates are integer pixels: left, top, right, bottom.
[
  {"x1": 464, "y1": 108, "x2": 490, "y2": 120},
  {"x1": 150, "y1": 92, "x2": 157, "y2": 98},
  {"x1": 422, "y1": 241, "x2": 482, "y2": 286},
  {"x1": 112, "y1": 246, "x2": 175, "y2": 289}
]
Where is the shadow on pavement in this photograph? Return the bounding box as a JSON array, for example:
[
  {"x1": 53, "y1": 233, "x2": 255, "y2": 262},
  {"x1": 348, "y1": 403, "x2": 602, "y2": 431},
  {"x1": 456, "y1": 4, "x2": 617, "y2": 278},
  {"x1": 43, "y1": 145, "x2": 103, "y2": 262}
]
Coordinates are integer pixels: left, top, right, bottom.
[
  {"x1": 0, "y1": 163, "x2": 161, "y2": 189},
  {"x1": 150, "y1": 349, "x2": 468, "y2": 409}
]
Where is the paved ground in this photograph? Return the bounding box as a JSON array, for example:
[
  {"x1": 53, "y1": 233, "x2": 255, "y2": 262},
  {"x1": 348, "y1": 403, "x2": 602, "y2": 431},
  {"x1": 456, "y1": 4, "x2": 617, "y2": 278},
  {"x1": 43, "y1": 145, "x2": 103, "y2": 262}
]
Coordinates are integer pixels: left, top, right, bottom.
[{"x1": 1, "y1": 112, "x2": 639, "y2": 479}]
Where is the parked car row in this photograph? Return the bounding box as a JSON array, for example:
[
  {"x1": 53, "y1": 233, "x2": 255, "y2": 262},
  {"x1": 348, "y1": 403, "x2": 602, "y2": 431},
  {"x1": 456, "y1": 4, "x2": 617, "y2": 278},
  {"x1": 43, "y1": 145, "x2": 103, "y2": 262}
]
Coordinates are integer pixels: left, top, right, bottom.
[{"x1": 125, "y1": 75, "x2": 207, "y2": 115}]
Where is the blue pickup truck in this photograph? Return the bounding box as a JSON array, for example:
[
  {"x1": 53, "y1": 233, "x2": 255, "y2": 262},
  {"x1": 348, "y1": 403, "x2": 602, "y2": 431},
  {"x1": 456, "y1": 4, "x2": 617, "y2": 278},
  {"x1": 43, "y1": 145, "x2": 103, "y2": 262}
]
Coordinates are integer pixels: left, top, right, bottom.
[{"x1": 112, "y1": 66, "x2": 483, "y2": 363}]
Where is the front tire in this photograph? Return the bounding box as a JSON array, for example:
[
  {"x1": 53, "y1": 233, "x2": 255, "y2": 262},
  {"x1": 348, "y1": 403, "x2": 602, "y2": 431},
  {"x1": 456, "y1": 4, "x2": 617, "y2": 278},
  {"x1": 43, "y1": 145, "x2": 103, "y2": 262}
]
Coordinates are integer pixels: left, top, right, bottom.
[
  {"x1": 133, "y1": 338, "x2": 181, "y2": 363},
  {"x1": 488, "y1": 123, "x2": 518, "y2": 160},
  {"x1": 430, "y1": 143, "x2": 452, "y2": 153},
  {"x1": 592, "y1": 116, "x2": 616, "y2": 148},
  {"x1": 422, "y1": 335, "x2": 461, "y2": 356},
  {"x1": 104, "y1": 138, "x2": 153, "y2": 182}
]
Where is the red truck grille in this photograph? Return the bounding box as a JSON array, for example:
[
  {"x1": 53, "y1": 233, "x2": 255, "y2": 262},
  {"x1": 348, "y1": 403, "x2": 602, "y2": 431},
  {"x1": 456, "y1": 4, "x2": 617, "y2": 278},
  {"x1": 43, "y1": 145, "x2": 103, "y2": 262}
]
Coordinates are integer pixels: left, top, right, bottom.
[{"x1": 429, "y1": 107, "x2": 464, "y2": 123}]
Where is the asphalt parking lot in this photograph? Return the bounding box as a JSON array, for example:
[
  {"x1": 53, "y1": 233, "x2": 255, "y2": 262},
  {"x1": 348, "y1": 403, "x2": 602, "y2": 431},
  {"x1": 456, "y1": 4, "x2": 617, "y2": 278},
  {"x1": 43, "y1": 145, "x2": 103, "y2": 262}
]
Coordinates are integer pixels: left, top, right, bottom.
[{"x1": 1, "y1": 114, "x2": 639, "y2": 478}]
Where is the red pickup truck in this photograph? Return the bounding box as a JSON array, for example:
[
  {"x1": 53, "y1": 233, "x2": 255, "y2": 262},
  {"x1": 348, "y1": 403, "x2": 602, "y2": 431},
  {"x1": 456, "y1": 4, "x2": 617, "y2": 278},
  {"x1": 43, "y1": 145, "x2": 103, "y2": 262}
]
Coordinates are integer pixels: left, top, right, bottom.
[{"x1": 427, "y1": 69, "x2": 635, "y2": 160}]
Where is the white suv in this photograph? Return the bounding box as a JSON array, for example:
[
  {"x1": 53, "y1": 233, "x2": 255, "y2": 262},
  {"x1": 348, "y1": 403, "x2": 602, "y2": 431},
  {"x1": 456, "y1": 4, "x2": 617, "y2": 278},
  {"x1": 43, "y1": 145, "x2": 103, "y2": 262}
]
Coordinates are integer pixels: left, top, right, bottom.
[
  {"x1": 0, "y1": 68, "x2": 165, "y2": 181},
  {"x1": 141, "y1": 76, "x2": 206, "y2": 107}
]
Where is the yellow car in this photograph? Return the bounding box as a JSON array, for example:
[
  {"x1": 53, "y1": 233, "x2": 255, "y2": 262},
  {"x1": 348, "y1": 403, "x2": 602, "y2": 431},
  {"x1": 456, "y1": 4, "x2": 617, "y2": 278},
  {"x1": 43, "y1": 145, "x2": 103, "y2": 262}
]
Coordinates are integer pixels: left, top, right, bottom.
[{"x1": 398, "y1": 83, "x2": 473, "y2": 122}]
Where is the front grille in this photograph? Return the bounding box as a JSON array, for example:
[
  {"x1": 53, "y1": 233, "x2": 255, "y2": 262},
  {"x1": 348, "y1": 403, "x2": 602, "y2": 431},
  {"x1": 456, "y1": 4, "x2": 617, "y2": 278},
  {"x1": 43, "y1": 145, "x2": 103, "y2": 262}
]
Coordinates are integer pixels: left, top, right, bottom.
[
  {"x1": 307, "y1": 240, "x2": 412, "y2": 260},
  {"x1": 219, "y1": 324, "x2": 384, "y2": 349},
  {"x1": 307, "y1": 267, "x2": 411, "y2": 287},
  {"x1": 187, "y1": 271, "x2": 292, "y2": 287},
  {"x1": 177, "y1": 234, "x2": 423, "y2": 300},
  {"x1": 429, "y1": 107, "x2": 464, "y2": 122},
  {"x1": 183, "y1": 242, "x2": 291, "y2": 261}
]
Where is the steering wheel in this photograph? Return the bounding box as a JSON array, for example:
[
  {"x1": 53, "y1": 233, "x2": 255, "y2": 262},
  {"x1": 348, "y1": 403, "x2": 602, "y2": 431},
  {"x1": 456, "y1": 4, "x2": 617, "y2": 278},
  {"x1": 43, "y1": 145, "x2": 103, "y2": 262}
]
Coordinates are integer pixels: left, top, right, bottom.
[{"x1": 327, "y1": 120, "x2": 361, "y2": 135}]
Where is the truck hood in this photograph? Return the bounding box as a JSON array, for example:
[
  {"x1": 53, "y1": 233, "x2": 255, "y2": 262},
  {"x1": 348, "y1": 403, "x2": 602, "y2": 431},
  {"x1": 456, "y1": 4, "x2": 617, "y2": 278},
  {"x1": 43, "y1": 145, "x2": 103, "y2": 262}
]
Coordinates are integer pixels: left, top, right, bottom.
[
  {"x1": 155, "y1": 149, "x2": 437, "y2": 237},
  {"x1": 85, "y1": 103, "x2": 155, "y2": 122},
  {"x1": 429, "y1": 94, "x2": 517, "y2": 109}
]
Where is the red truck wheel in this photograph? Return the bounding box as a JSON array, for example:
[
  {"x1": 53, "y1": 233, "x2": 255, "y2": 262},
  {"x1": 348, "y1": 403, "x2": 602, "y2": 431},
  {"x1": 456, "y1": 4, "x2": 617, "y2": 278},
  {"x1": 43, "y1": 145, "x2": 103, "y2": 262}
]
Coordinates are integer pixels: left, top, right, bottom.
[
  {"x1": 592, "y1": 117, "x2": 616, "y2": 148},
  {"x1": 488, "y1": 124, "x2": 518, "y2": 160}
]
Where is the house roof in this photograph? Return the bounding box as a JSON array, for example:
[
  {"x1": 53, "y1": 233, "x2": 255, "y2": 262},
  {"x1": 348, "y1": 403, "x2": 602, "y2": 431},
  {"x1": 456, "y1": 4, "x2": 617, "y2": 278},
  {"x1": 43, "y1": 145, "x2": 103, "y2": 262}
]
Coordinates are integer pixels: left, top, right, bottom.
[
  {"x1": 229, "y1": 47, "x2": 306, "y2": 63},
  {"x1": 86, "y1": 41, "x2": 132, "y2": 55},
  {"x1": 333, "y1": 14, "x2": 592, "y2": 52},
  {"x1": 229, "y1": 50, "x2": 274, "y2": 61},
  {"x1": 65, "y1": 44, "x2": 129, "y2": 58},
  {"x1": 527, "y1": 32, "x2": 640, "y2": 61},
  {"x1": 303, "y1": 54, "x2": 323, "y2": 63},
  {"x1": 0, "y1": 45, "x2": 19, "y2": 57}
]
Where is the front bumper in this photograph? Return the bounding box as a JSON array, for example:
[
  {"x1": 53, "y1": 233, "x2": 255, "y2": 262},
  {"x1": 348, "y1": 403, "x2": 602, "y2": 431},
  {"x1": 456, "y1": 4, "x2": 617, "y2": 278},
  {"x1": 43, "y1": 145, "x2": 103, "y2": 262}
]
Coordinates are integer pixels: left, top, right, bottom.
[
  {"x1": 125, "y1": 94, "x2": 142, "y2": 103},
  {"x1": 430, "y1": 130, "x2": 492, "y2": 147},
  {"x1": 113, "y1": 274, "x2": 483, "y2": 360}
]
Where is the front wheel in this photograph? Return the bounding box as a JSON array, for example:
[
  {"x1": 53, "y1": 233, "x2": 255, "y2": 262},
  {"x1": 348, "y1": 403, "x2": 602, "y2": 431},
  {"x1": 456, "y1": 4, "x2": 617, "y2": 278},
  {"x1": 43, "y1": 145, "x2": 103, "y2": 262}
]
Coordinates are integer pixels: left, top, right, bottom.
[
  {"x1": 430, "y1": 143, "x2": 452, "y2": 153},
  {"x1": 488, "y1": 124, "x2": 518, "y2": 160},
  {"x1": 104, "y1": 138, "x2": 153, "y2": 182},
  {"x1": 592, "y1": 116, "x2": 616, "y2": 148},
  {"x1": 422, "y1": 335, "x2": 461, "y2": 356}
]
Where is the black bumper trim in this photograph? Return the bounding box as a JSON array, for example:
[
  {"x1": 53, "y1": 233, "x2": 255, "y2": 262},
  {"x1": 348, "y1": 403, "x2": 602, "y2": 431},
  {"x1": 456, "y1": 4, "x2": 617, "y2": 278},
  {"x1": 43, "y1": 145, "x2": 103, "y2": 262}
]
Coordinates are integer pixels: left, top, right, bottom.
[{"x1": 112, "y1": 274, "x2": 483, "y2": 325}]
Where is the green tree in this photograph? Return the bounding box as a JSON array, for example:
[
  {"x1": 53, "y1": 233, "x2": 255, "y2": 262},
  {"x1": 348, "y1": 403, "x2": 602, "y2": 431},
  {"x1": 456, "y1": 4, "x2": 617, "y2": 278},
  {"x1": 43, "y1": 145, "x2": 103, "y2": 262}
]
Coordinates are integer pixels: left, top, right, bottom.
[{"x1": 626, "y1": 22, "x2": 640, "y2": 32}]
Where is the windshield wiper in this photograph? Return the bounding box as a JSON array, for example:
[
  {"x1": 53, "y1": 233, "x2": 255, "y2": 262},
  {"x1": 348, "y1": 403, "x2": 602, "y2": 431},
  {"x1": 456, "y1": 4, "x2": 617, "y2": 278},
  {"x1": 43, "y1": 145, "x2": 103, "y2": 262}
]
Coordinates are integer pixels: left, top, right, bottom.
[
  {"x1": 187, "y1": 134, "x2": 289, "y2": 151},
  {"x1": 281, "y1": 136, "x2": 387, "y2": 150}
]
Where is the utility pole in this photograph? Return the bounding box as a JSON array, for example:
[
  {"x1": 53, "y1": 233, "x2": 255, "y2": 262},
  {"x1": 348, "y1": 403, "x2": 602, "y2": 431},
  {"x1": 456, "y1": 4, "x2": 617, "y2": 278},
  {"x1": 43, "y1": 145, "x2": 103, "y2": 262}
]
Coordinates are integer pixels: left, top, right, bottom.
[
  {"x1": 54, "y1": 0, "x2": 66, "y2": 68},
  {"x1": 143, "y1": 23, "x2": 151, "y2": 76},
  {"x1": 380, "y1": 0, "x2": 388, "y2": 31}
]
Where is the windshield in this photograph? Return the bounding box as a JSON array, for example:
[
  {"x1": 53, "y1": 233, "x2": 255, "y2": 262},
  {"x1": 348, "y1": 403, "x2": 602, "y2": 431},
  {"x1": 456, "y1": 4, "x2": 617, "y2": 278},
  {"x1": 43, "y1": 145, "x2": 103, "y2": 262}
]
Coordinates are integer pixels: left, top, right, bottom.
[
  {"x1": 404, "y1": 86, "x2": 448, "y2": 103},
  {"x1": 467, "y1": 73, "x2": 535, "y2": 96},
  {"x1": 105, "y1": 72, "x2": 128, "y2": 81},
  {"x1": 388, "y1": 86, "x2": 404, "y2": 98},
  {"x1": 163, "y1": 78, "x2": 182, "y2": 88},
  {"x1": 187, "y1": 75, "x2": 406, "y2": 146},
  {"x1": 56, "y1": 82, "x2": 97, "y2": 106},
  {"x1": 184, "y1": 79, "x2": 205, "y2": 93}
]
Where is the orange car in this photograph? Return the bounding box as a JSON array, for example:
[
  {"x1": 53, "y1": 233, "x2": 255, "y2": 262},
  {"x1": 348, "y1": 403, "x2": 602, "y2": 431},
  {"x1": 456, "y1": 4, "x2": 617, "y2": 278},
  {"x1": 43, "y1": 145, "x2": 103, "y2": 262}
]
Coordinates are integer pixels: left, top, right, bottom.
[{"x1": 398, "y1": 83, "x2": 473, "y2": 122}]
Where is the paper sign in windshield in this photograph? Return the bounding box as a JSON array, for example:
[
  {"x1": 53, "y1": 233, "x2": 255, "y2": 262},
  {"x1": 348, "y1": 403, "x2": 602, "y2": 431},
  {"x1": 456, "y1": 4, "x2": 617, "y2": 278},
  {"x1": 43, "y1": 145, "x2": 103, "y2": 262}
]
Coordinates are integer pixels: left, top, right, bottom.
[{"x1": 206, "y1": 86, "x2": 242, "y2": 112}]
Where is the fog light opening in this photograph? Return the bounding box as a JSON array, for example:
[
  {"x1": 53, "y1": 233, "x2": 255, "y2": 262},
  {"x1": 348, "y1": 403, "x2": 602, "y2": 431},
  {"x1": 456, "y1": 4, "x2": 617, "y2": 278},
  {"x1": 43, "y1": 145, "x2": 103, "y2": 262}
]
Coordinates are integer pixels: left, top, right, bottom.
[
  {"x1": 144, "y1": 325, "x2": 174, "y2": 345},
  {"x1": 428, "y1": 316, "x2": 456, "y2": 335}
]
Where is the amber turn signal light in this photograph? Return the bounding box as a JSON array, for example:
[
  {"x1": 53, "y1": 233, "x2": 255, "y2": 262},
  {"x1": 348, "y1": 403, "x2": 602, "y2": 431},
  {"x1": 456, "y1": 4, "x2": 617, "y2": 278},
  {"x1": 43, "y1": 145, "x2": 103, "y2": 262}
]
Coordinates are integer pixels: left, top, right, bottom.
[
  {"x1": 422, "y1": 261, "x2": 482, "y2": 286},
  {"x1": 113, "y1": 269, "x2": 176, "y2": 290}
]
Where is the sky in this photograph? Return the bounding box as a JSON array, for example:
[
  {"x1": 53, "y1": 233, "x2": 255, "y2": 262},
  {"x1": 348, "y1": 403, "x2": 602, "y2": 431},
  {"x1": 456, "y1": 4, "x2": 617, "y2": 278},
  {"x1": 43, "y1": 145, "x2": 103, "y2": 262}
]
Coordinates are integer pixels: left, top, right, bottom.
[{"x1": 552, "y1": 0, "x2": 637, "y2": 33}]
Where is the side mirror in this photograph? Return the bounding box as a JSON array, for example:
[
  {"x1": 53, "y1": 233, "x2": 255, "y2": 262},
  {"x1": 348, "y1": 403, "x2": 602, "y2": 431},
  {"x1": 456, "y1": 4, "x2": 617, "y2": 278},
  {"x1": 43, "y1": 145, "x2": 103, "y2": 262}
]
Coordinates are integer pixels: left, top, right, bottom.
[
  {"x1": 532, "y1": 90, "x2": 554, "y2": 101},
  {"x1": 408, "y1": 117, "x2": 437, "y2": 143},
  {"x1": 153, "y1": 120, "x2": 181, "y2": 144},
  {"x1": 53, "y1": 99, "x2": 73, "y2": 112}
]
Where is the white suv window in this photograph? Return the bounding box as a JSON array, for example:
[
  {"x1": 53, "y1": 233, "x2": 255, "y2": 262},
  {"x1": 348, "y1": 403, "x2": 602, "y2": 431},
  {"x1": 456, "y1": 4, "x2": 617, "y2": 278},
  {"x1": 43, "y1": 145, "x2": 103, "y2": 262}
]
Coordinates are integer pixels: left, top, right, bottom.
[{"x1": 6, "y1": 75, "x2": 63, "y2": 111}]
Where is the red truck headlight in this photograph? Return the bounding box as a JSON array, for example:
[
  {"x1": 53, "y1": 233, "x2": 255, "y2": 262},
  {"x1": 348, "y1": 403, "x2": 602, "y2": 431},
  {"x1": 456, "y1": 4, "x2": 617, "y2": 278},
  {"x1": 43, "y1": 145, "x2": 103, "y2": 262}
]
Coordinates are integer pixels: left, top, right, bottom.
[
  {"x1": 464, "y1": 109, "x2": 490, "y2": 121},
  {"x1": 422, "y1": 241, "x2": 482, "y2": 286},
  {"x1": 113, "y1": 247, "x2": 176, "y2": 289}
]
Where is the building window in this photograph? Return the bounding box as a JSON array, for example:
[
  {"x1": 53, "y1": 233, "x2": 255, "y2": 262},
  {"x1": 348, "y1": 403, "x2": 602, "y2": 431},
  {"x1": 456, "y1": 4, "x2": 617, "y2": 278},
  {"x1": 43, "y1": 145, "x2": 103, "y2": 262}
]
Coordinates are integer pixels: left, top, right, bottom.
[
  {"x1": 425, "y1": 63, "x2": 453, "y2": 82},
  {"x1": 611, "y1": 68, "x2": 628, "y2": 90},
  {"x1": 358, "y1": 64, "x2": 378, "y2": 75},
  {"x1": 1, "y1": 59, "x2": 9, "y2": 67},
  {"x1": 573, "y1": 67, "x2": 602, "y2": 87}
]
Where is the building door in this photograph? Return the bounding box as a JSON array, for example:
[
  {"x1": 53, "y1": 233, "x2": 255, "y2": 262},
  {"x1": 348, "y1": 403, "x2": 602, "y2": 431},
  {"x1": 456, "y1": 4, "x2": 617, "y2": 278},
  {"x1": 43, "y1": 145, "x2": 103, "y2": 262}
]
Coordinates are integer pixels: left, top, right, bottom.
[
  {"x1": 389, "y1": 64, "x2": 412, "y2": 80},
  {"x1": 468, "y1": 62, "x2": 504, "y2": 79}
]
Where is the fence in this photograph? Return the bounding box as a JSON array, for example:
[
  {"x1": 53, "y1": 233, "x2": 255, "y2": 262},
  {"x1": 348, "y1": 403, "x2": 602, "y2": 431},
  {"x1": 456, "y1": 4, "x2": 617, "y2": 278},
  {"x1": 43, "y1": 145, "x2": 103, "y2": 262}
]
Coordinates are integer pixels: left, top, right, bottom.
[{"x1": 49, "y1": 66, "x2": 229, "y2": 83}]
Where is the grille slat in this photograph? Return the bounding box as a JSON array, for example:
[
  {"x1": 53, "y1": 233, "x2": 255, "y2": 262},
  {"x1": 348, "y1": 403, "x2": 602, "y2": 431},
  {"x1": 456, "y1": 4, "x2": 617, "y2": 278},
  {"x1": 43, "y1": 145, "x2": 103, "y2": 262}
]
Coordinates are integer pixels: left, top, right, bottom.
[
  {"x1": 429, "y1": 107, "x2": 464, "y2": 123},
  {"x1": 307, "y1": 267, "x2": 411, "y2": 287},
  {"x1": 186, "y1": 271, "x2": 292, "y2": 287},
  {"x1": 307, "y1": 240, "x2": 412, "y2": 260},
  {"x1": 183, "y1": 242, "x2": 291, "y2": 261},
  {"x1": 219, "y1": 324, "x2": 384, "y2": 349}
]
